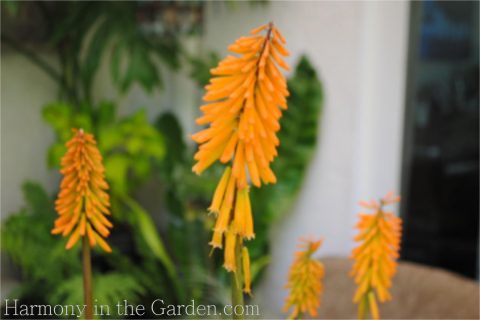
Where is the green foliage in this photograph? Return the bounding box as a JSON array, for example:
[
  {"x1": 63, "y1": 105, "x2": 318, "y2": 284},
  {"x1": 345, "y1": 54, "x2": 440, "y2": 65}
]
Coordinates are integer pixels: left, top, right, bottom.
[
  {"x1": 187, "y1": 51, "x2": 221, "y2": 87},
  {"x1": 0, "y1": 182, "x2": 172, "y2": 317},
  {"x1": 98, "y1": 109, "x2": 165, "y2": 194},
  {"x1": 121, "y1": 196, "x2": 179, "y2": 293},
  {"x1": 49, "y1": 273, "x2": 144, "y2": 313},
  {"x1": 42, "y1": 102, "x2": 92, "y2": 167},
  {"x1": 60, "y1": 1, "x2": 179, "y2": 97},
  {"x1": 1, "y1": 182, "x2": 80, "y2": 299},
  {"x1": 110, "y1": 38, "x2": 162, "y2": 93},
  {"x1": 42, "y1": 102, "x2": 165, "y2": 194},
  {"x1": 2, "y1": 2, "x2": 182, "y2": 104},
  {"x1": 2, "y1": 0, "x2": 18, "y2": 16},
  {"x1": 154, "y1": 112, "x2": 230, "y2": 301}
]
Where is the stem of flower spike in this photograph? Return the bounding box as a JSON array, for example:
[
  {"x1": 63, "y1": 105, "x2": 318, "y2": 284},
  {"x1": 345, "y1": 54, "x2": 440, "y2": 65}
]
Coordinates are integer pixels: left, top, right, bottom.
[
  {"x1": 82, "y1": 236, "x2": 93, "y2": 319},
  {"x1": 231, "y1": 237, "x2": 244, "y2": 320}
]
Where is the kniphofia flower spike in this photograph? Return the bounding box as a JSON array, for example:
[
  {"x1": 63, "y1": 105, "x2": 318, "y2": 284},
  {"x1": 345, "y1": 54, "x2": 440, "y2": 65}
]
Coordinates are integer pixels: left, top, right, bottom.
[
  {"x1": 283, "y1": 238, "x2": 324, "y2": 319},
  {"x1": 51, "y1": 129, "x2": 112, "y2": 252},
  {"x1": 192, "y1": 22, "x2": 289, "y2": 293},
  {"x1": 351, "y1": 192, "x2": 402, "y2": 320}
]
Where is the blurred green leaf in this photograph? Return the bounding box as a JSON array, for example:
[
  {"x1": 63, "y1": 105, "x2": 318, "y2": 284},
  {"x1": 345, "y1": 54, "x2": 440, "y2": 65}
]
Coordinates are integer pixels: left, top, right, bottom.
[
  {"x1": 95, "y1": 101, "x2": 116, "y2": 128},
  {"x1": 122, "y1": 196, "x2": 184, "y2": 301},
  {"x1": 155, "y1": 112, "x2": 186, "y2": 172},
  {"x1": 23, "y1": 181, "x2": 53, "y2": 216},
  {"x1": 149, "y1": 37, "x2": 181, "y2": 71},
  {"x1": 81, "y1": 19, "x2": 112, "y2": 99},
  {"x1": 123, "y1": 197, "x2": 174, "y2": 275},
  {"x1": 188, "y1": 51, "x2": 220, "y2": 87},
  {"x1": 104, "y1": 154, "x2": 129, "y2": 195},
  {"x1": 3, "y1": 0, "x2": 19, "y2": 16},
  {"x1": 47, "y1": 142, "x2": 66, "y2": 169},
  {"x1": 42, "y1": 102, "x2": 72, "y2": 134},
  {"x1": 250, "y1": 255, "x2": 270, "y2": 282},
  {"x1": 117, "y1": 41, "x2": 161, "y2": 93},
  {"x1": 42, "y1": 102, "x2": 93, "y2": 167}
]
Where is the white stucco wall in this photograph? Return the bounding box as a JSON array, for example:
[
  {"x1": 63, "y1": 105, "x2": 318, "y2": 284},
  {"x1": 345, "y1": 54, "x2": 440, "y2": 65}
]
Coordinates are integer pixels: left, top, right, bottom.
[
  {"x1": 203, "y1": 1, "x2": 409, "y2": 316},
  {"x1": 1, "y1": 53, "x2": 60, "y2": 216}
]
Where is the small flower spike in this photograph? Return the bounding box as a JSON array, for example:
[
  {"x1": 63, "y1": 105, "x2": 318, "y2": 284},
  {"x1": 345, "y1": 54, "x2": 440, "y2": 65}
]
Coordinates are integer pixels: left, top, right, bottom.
[
  {"x1": 52, "y1": 129, "x2": 112, "y2": 252},
  {"x1": 351, "y1": 192, "x2": 402, "y2": 320},
  {"x1": 283, "y1": 238, "x2": 324, "y2": 319}
]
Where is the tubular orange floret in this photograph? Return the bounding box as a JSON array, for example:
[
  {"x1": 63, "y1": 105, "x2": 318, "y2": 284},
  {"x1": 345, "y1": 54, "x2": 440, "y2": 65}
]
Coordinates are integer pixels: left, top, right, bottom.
[
  {"x1": 193, "y1": 22, "x2": 289, "y2": 296},
  {"x1": 51, "y1": 128, "x2": 113, "y2": 252},
  {"x1": 283, "y1": 238, "x2": 324, "y2": 319},
  {"x1": 242, "y1": 247, "x2": 252, "y2": 295},
  {"x1": 351, "y1": 192, "x2": 402, "y2": 320}
]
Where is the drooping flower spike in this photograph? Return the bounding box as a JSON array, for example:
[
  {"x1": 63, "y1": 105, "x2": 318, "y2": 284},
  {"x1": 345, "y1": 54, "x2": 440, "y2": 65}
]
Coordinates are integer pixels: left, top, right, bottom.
[
  {"x1": 283, "y1": 238, "x2": 324, "y2": 319},
  {"x1": 51, "y1": 128, "x2": 112, "y2": 252},
  {"x1": 350, "y1": 192, "x2": 402, "y2": 320},
  {"x1": 192, "y1": 22, "x2": 289, "y2": 294}
]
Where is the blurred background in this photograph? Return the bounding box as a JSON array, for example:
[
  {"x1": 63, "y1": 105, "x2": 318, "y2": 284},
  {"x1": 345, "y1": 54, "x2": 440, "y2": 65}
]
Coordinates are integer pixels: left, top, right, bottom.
[{"x1": 1, "y1": 1, "x2": 478, "y2": 319}]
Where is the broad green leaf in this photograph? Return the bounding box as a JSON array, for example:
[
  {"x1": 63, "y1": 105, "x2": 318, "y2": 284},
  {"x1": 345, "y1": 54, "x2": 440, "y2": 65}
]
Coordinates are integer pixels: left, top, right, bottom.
[
  {"x1": 80, "y1": 18, "x2": 112, "y2": 99},
  {"x1": 121, "y1": 196, "x2": 183, "y2": 300},
  {"x1": 155, "y1": 112, "x2": 186, "y2": 164},
  {"x1": 104, "y1": 154, "x2": 129, "y2": 194},
  {"x1": 188, "y1": 51, "x2": 220, "y2": 87},
  {"x1": 126, "y1": 136, "x2": 144, "y2": 154},
  {"x1": 42, "y1": 102, "x2": 72, "y2": 134},
  {"x1": 47, "y1": 142, "x2": 67, "y2": 168},
  {"x1": 98, "y1": 126, "x2": 123, "y2": 153},
  {"x1": 22, "y1": 181, "x2": 54, "y2": 217},
  {"x1": 3, "y1": 0, "x2": 18, "y2": 16}
]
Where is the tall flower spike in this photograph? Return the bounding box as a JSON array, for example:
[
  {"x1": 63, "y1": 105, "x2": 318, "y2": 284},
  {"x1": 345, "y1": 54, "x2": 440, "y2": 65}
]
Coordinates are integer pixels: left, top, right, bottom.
[
  {"x1": 51, "y1": 129, "x2": 112, "y2": 252},
  {"x1": 283, "y1": 239, "x2": 324, "y2": 319},
  {"x1": 192, "y1": 21, "x2": 289, "y2": 286},
  {"x1": 350, "y1": 192, "x2": 402, "y2": 320}
]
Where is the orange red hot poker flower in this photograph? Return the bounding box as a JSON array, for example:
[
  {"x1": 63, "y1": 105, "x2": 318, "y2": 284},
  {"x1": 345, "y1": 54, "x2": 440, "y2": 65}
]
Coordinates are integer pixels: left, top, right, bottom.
[
  {"x1": 51, "y1": 129, "x2": 112, "y2": 253},
  {"x1": 192, "y1": 21, "x2": 289, "y2": 287},
  {"x1": 192, "y1": 21, "x2": 289, "y2": 188},
  {"x1": 283, "y1": 239, "x2": 324, "y2": 319},
  {"x1": 350, "y1": 192, "x2": 402, "y2": 320}
]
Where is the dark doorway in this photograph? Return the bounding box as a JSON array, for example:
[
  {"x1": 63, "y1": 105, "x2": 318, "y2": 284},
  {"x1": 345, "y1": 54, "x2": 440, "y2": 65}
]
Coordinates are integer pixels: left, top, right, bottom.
[{"x1": 401, "y1": 1, "x2": 479, "y2": 279}]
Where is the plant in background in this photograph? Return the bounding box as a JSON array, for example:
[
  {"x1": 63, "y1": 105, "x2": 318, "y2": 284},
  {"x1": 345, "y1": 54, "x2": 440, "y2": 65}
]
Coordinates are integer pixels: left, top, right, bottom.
[
  {"x1": 191, "y1": 22, "x2": 290, "y2": 312},
  {"x1": 350, "y1": 192, "x2": 402, "y2": 320},
  {"x1": 51, "y1": 128, "x2": 112, "y2": 319},
  {"x1": 283, "y1": 238, "x2": 324, "y2": 319}
]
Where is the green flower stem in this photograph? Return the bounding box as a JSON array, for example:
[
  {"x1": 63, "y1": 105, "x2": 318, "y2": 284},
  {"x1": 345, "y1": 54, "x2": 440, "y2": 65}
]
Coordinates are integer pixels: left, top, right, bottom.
[
  {"x1": 82, "y1": 236, "x2": 94, "y2": 320},
  {"x1": 231, "y1": 238, "x2": 244, "y2": 320}
]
